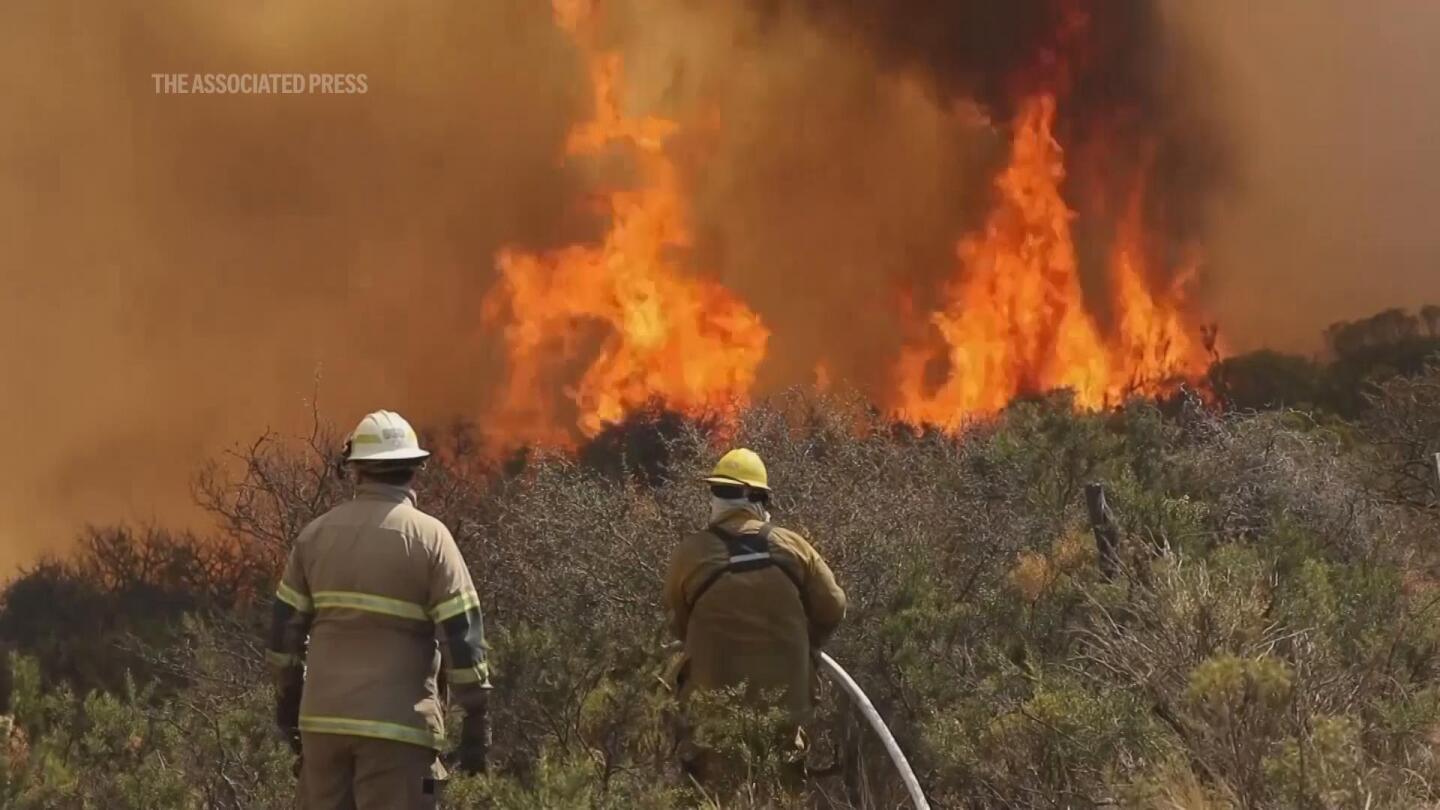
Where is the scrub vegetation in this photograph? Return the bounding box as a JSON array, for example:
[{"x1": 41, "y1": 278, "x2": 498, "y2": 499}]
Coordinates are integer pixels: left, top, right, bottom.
[{"x1": 2, "y1": 352, "x2": 1439, "y2": 808}]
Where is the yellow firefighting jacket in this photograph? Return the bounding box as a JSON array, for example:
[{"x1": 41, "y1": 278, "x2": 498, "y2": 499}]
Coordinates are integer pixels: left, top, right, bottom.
[
  {"x1": 663, "y1": 510, "x2": 846, "y2": 717},
  {"x1": 266, "y1": 483, "x2": 489, "y2": 750}
]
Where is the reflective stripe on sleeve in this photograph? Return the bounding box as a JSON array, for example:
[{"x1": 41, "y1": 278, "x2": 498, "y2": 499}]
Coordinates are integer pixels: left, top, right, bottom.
[
  {"x1": 311, "y1": 591, "x2": 428, "y2": 622},
  {"x1": 429, "y1": 589, "x2": 481, "y2": 622},
  {"x1": 299, "y1": 715, "x2": 441, "y2": 749},
  {"x1": 266, "y1": 650, "x2": 303, "y2": 669},
  {"x1": 447, "y1": 663, "x2": 490, "y2": 686},
  {"x1": 276, "y1": 582, "x2": 313, "y2": 613}
]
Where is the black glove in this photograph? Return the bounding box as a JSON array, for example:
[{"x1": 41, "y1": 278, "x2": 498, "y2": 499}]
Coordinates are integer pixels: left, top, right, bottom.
[
  {"x1": 456, "y1": 706, "x2": 491, "y2": 775},
  {"x1": 276, "y1": 672, "x2": 303, "y2": 761},
  {"x1": 276, "y1": 684, "x2": 301, "y2": 730},
  {"x1": 280, "y1": 716, "x2": 302, "y2": 780}
]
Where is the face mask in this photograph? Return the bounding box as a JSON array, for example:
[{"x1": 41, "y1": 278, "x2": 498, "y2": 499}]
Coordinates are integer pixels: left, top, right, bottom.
[{"x1": 709, "y1": 494, "x2": 769, "y2": 525}]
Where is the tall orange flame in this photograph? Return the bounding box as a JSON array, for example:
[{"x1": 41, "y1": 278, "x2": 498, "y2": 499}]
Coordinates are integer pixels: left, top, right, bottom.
[
  {"x1": 893, "y1": 94, "x2": 1207, "y2": 430},
  {"x1": 1108, "y1": 181, "x2": 1208, "y2": 398},
  {"x1": 482, "y1": 5, "x2": 1212, "y2": 445},
  {"x1": 482, "y1": 1, "x2": 769, "y2": 443}
]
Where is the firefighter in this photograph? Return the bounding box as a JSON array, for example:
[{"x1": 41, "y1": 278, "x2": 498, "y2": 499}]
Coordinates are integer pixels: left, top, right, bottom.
[
  {"x1": 663, "y1": 448, "x2": 847, "y2": 779},
  {"x1": 267, "y1": 410, "x2": 491, "y2": 810}
]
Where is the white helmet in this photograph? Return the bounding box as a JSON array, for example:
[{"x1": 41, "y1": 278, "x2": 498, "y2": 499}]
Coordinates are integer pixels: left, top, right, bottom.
[{"x1": 345, "y1": 410, "x2": 430, "y2": 462}]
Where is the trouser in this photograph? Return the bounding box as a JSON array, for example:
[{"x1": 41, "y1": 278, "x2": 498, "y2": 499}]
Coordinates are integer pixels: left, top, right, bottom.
[{"x1": 298, "y1": 733, "x2": 446, "y2": 810}]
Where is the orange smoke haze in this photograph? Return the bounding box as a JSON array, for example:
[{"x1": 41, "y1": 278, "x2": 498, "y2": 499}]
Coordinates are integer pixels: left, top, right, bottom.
[
  {"x1": 1168, "y1": 0, "x2": 1440, "y2": 352},
  {"x1": 0, "y1": 0, "x2": 586, "y2": 571},
  {"x1": 4, "y1": 0, "x2": 1439, "y2": 572},
  {"x1": 0, "y1": 0, "x2": 993, "y2": 571}
]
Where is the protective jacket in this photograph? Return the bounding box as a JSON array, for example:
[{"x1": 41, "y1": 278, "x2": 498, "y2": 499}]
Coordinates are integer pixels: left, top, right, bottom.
[
  {"x1": 663, "y1": 510, "x2": 846, "y2": 717},
  {"x1": 267, "y1": 483, "x2": 489, "y2": 750}
]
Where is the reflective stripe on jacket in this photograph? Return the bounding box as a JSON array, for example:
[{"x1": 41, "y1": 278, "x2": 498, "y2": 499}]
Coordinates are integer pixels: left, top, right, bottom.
[
  {"x1": 662, "y1": 511, "x2": 846, "y2": 718},
  {"x1": 266, "y1": 483, "x2": 489, "y2": 749}
]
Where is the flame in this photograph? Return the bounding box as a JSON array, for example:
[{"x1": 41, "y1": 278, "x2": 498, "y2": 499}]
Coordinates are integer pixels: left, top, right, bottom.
[
  {"x1": 483, "y1": 5, "x2": 1211, "y2": 444},
  {"x1": 482, "y1": 1, "x2": 769, "y2": 443},
  {"x1": 893, "y1": 94, "x2": 1207, "y2": 430},
  {"x1": 1108, "y1": 187, "x2": 1208, "y2": 400}
]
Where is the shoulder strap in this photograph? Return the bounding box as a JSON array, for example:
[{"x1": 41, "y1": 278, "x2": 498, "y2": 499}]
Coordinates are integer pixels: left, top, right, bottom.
[{"x1": 688, "y1": 523, "x2": 804, "y2": 608}]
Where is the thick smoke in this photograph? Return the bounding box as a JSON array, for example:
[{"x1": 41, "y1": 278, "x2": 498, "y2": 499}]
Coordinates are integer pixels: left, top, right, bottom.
[
  {"x1": 1, "y1": 0, "x2": 992, "y2": 570},
  {"x1": 0, "y1": 0, "x2": 1211, "y2": 571},
  {"x1": 0, "y1": 0, "x2": 586, "y2": 571},
  {"x1": 755, "y1": 0, "x2": 1232, "y2": 311},
  {"x1": 495, "y1": 1, "x2": 1007, "y2": 401},
  {"x1": 1170, "y1": 0, "x2": 1440, "y2": 351},
  {"x1": 6, "y1": 0, "x2": 1436, "y2": 572},
  {"x1": 755, "y1": 0, "x2": 1099, "y2": 114},
  {"x1": 772, "y1": 0, "x2": 1440, "y2": 353}
]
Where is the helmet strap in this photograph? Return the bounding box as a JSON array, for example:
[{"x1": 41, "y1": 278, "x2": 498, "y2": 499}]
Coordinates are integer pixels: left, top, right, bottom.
[{"x1": 333, "y1": 441, "x2": 354, "y2": 481}]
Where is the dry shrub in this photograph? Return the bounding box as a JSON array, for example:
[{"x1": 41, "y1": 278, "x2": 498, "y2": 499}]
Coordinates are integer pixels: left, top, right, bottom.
[{"x1": 2, "y1": 390, "x2": 1438, "y2": 808}]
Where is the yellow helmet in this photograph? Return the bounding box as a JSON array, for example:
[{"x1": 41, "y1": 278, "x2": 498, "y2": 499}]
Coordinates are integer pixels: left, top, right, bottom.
[{"x1": 702, "y1": 448, "x2": 769, "y2": 491}]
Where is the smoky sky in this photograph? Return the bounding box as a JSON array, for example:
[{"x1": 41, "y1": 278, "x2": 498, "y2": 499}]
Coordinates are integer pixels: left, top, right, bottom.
[
  {"x1": 0, "y1": 0, "x2": 586, "y2": 572},
  {"x1": 751, "y1": 0, "x2": 1440, "y2": 351},
  {"x1": 756, "y1": 0, "x2": 1159, "y2": 116},
  {"x1": 2, "y1": 0, "x2": 1438, "y2": 572},
  {"x1": 765, "y1": 0, "x2": 1232, "y2": 263},
  {"x1": 1169, "y1": 0, "x2": 1440, "y2": 352}
]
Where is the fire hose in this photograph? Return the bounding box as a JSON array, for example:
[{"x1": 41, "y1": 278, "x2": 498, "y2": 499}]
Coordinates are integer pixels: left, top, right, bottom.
[
  {"x1": 817, "y1": 652, "x2": 931, "y2": 810},
  {"x1": 663, "y1": 644, "x2": 929, "y2": 807}
]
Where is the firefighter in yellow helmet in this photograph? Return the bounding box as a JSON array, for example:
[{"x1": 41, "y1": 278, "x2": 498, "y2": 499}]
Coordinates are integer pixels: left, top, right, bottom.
[
  {"x1": 267, "y1": 410, "x2": 491, "y2": 810},
  {"x1": 663, "y1": 448, "x2": 847, "y2": 778}
]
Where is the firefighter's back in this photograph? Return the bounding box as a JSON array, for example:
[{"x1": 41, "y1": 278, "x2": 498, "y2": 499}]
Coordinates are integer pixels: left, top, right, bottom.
[
  {"x1": 678, "y1": 520, "x2": 814, "y2": 716},
  {"x1": 293, "y1": 488, "x2": 450, "y2": 748}
]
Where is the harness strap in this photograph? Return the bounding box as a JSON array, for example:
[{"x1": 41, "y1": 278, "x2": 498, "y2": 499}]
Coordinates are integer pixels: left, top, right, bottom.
[{"x1": 688, "y1": 523, "x2": 805, "y2": 608}]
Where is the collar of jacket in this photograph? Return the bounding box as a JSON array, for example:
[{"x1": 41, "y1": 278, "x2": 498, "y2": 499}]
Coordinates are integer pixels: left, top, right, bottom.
[
  {"x1": 355, "y1": 482, "x2": 418, "y2": 506},
  {"x1": 708, "y1": 506, "x2": 762, "y2": 530}
]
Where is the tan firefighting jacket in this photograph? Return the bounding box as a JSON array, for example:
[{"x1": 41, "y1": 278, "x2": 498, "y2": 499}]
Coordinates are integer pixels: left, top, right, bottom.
[
  {"x1": 663, "y1": 510, "x2": 846, "y2": 717},
  {"x1": 266, "y1": 483, "x2": 489, "y2": 750}
]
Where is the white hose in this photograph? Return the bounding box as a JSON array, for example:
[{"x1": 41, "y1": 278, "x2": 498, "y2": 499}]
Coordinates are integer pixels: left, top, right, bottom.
[
  {"x1": 1433, "y1": 453, "x2": 1439, "y2": 501},
  {"x1": 816, "y1": 652, "x2": 930, "y2": 810}
]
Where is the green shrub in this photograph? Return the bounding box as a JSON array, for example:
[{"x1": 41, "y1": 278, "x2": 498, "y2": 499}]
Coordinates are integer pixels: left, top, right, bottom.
[{"x1": 3, "y1": 390, "x2": 1438, "y2": 807}]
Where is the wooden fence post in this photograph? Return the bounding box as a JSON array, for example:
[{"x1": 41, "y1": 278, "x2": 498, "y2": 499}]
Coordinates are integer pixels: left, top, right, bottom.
[{"x1": 1085, "y1": 483, "x2": 1121, "y2": 580}]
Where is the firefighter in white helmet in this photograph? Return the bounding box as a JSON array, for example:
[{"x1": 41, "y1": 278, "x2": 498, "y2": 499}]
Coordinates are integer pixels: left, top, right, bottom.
[{"x1": 266, "y1": 410, "x2": 491, "y2": 809}]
